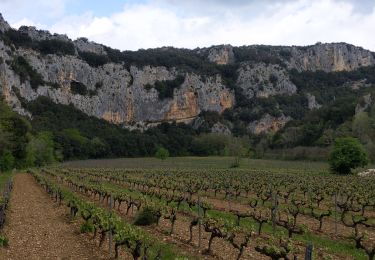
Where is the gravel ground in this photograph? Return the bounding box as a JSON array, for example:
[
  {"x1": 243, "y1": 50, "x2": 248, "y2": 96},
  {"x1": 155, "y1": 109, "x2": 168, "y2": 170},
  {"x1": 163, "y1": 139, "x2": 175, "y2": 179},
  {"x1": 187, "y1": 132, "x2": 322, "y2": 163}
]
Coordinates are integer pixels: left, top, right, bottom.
[{"x1": 0, "y1": 173, "x2": 108, "y2": 260}]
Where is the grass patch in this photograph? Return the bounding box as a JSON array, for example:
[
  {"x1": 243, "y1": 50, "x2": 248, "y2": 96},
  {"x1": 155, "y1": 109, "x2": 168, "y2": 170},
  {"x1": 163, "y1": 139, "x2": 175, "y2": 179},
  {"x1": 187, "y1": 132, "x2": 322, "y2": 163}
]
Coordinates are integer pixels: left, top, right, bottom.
[
  {"x1": 0, "y1": 171, "x2": 12, "y2": 193},
  {"x1": 63, "y1": 157, "x2": 329, "y2": 175},
  {"x1": 0, "y1": 235, "x2": 9, "y2": 247},
  {"x1": 134, "y1": 207, "x2": 160, "y2": 226}
]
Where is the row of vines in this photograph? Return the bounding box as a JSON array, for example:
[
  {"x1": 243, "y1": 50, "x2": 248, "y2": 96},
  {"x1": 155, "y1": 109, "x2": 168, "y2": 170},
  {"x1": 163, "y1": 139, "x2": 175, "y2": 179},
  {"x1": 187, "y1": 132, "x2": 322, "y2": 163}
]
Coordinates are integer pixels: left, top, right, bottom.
[{"x1": 36, "y1": 167, "x2": 375, "y2": 259}]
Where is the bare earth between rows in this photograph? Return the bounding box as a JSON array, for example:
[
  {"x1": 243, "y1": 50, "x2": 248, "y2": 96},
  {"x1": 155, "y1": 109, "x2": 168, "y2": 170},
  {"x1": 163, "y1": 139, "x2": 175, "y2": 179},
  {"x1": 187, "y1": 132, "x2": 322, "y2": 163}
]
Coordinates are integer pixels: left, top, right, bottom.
[{"x1": 0, "y1": 173, "x2": 106, "y2": 260}]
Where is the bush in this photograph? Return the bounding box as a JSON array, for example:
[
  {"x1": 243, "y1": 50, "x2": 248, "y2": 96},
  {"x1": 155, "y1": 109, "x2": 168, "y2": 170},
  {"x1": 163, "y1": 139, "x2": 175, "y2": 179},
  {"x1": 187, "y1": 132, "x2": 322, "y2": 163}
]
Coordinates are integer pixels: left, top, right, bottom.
[
  {"x1": 329, "y1": 137, "x2": 368, "y2": 174},
  {"x1": 2, "y1": 29, "x2": 33, "y2": 48},
  {"x1": 155, "y1": 147, "x2": 169, "y2": 160},
  {"x1": 70, "y1": 81, "x2": 88, "y2": 95},
  {"x1": 229, "y1": 158, "x2": 240, "y2": 168},
  {"x1": 25, "y1": 131, "x2": 57, "y2": 167},
  {"x1": 134, "y1": 207, "x2": 159, "y2": 226},
  {"x1": 0, "y1": 235, "x2": 9, "y2": 247},
  {"x1": 37, "y1": 39, "x2": 75, "y2": 56},
  {"x1": 80, "y1": 221, "x2": 94, "y2": 233},
  {"x1": 0, "y1": 150, "x2": 15, "y2": 172},
  {"x1": 79, "y1": 51, "x2": 109, "y2": 67},
  {"x1": 146, "y1": 75, "x2": 185, "y2": 99},
  {"x1": 191, "y1": 133, "x2": 228, "y2": 156}
]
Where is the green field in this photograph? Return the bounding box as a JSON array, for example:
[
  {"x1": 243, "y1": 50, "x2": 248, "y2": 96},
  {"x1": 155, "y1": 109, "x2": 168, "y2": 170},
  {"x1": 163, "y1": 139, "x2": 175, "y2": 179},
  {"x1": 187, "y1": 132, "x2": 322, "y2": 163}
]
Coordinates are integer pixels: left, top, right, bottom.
[{"x1": 63, "y1": 156, "x2": 330, "y2": 173}]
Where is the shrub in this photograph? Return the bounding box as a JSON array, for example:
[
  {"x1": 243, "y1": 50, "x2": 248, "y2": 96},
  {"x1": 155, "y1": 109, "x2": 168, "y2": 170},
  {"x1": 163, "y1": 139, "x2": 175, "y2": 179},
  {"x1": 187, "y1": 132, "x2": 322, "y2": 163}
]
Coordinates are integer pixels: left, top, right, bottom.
[
  {"x1": 0, "y1": 235, "x2": 9, "y2": 247},
  {"x1": 95, "y1": 81, "x2": 103, "y2": 89},
  {"x1": 0, "y1": 150, "x2": 15, "y2": 172},
  {"x1": 37, "y1": 39, "x2": 75, "y2": 56},
  {"x1": 155, "y1": 147, "x2": 169, "y2": 160},
  {"x1": 134, "y1": 207, "x2": 159, "y2": 226},
  {"x1": 2, "y1": 29, "x2": 33, "y2": 48},
  {"x1": 329, "y1": 137, "x2": 368, "y2": 174},
  {"x1": 147, "y1": 75, "x2": 185, "y2": 99},
  {"x1": 80, "y1": 221, "x2": 94, "y2": 233},
  {"x1": 79, "y1": 51, "x2": 109, "y2": 67},
  {"x1": 70, "y1": 80, "x2": 88, "y2": 95},
  {"x1": 230, "y1": 158, "x2": 240, "y2": 168},
  {"x1": 25, "y1": 131, "x2": 57, "y2": 167}
]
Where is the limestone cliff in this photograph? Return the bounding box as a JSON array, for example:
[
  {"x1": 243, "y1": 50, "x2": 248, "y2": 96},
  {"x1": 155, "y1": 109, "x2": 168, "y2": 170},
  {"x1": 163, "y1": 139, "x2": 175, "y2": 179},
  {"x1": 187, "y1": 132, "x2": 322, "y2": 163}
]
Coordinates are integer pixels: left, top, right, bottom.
[
  {"x1": 248, "y1": 114, "x2": 291, "y2": 134},
  {"x1": 237, "y1": 62, "x2": 297, "y2": 99},
  {"x1": 0, "y1": 13, "x2": 374, "y2": 134},
  {"x1": 286, "y1": 43, "x2": 375, "y2": 72},
  {"x1": 207, "y1": 45, "x2": 235, "y2": 65}
]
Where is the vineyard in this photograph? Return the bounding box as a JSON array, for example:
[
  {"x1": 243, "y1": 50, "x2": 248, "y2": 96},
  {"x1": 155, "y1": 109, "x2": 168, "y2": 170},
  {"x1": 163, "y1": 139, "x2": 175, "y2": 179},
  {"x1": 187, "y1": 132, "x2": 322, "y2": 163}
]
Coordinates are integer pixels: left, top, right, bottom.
[{"x1": 20, "y1": 163, "x2": 375, "y2": 260}]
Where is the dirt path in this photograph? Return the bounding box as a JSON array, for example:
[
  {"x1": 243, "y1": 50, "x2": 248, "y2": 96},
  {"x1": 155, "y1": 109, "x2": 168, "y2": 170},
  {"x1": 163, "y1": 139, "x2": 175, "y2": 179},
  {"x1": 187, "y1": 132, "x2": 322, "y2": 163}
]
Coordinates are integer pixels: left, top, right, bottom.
[{"x1": 0, "y1": 174, "x2": 107, "y2": 260}]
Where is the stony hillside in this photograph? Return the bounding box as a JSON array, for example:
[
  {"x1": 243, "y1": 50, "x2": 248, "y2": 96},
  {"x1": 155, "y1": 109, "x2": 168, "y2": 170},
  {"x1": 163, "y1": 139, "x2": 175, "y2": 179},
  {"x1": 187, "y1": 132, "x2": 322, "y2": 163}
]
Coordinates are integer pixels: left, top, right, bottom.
[{"x1": 1, "y1": 13, "x2": 375, "y2": 138}]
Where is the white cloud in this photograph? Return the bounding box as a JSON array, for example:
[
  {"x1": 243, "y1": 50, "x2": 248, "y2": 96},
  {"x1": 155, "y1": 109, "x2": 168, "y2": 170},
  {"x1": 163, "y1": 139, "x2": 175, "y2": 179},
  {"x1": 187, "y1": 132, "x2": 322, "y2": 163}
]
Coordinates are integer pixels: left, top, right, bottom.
[
  {"x1": 0, "y1": 0, "x2": 70, "y2": 29},
  {"x1": 2, "y1": 0, "x2": 375, "y2": 51}
]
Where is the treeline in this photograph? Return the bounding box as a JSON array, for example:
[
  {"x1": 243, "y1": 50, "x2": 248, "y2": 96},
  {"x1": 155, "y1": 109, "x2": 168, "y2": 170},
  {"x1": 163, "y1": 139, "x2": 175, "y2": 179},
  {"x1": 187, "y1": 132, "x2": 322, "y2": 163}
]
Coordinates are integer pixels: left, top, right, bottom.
[{"x1": 1, "y1": 29, "x2": 75, "y2": 56}]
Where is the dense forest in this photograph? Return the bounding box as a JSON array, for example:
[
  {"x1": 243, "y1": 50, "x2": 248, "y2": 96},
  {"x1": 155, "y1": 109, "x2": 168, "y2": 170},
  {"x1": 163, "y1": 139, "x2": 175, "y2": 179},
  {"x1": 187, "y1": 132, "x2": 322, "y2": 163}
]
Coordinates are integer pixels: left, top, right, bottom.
[{"x1": 0, "y1": 97, "x2": 57, "y2": 170}]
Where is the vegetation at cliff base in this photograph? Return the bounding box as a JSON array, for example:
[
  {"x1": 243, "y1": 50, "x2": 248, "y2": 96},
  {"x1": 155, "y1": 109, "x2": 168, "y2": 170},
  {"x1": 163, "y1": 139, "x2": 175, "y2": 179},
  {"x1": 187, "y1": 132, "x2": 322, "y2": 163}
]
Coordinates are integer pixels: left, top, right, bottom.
[
  {"x1": 329, "y1": 137, "x2": 368, "y2": 174},
  {"x1": 155, "y1": 147, "x2": 169, "y2": 160},
  {"x1": 0, "y1": 98, "x2": 60, "y2": 172}
]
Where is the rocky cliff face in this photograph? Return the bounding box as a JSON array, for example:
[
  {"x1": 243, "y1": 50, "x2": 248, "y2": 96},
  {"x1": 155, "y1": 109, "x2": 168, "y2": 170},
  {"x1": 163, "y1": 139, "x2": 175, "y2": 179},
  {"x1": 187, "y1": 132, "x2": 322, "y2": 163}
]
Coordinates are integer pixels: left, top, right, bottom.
[
  {"x1": 0, "y1": 44, "x2": 234, "y2": 125},
  {"x1": 0, "y1": 14, "x2": 374, "y2": 133},
  {"x1": 0, "y1": 13, "x2": 10, "y2": 33},
  {"x1": 248, "y1": 114, "x2": 291, "y2": 134},
  {"x1": 286, "y1": 43, "x2": 375, "y2": 72},
  {"x1": 237, "y1": 62, "x2": 297, "y2": 99},
  {"x1": 207, "y1": 45, "x2": 235, "y2": 65}
]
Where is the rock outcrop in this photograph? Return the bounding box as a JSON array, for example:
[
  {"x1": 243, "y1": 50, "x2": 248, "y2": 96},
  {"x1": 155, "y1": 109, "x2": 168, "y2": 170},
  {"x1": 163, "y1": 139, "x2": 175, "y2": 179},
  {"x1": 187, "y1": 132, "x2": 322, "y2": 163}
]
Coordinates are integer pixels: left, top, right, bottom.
[
  {"x1": 18, "y1": 26, "x2": 70, "y2": 42},
  {"x1": 74, "y1": 37, "x2": 107, "y2": 55},
  {"x1": 248, "y1": 114, "x2": 291, "y2": 134},
  {"x1": 237, "y1": 62, "x2": 297, "y2": 99},
  {"x1": 0, "y1": 13, "x2": 10, "y2": 33},
  {"x1": 358, "y1": 169, "x2": 375, "y2": 177},
  {"x1": 355, "y1": 93, "x2": 372, "y2": 114},
  {"x1": 207, "y1": 45, "x2": 235, "y2": 65},
  {"x1": 286, "y1": 43, "x2": 375, "y2": 72},
  {"x1": 211, "y1": 122, "x2": 231, "y2": 135},
  {"x1": 306, "y1": 93, "x2": 321, "y2": 110}
]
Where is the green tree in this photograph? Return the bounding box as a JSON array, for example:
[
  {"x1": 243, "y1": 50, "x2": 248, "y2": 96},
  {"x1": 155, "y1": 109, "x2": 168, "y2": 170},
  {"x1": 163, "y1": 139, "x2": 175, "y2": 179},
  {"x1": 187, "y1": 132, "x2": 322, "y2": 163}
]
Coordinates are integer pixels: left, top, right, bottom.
[
  {"x1": 25, "y1": 131, "x2": 56, "y2": 166},
  {"x1": 58, "y1": 128, "x2": 90, "y2": 160},
  {"x1": 155, "y1": 147, "x2": 169, "y2": 160},
  {"x1": 190, "y1": 133, "x2": 228, "y2": 156},
  {"x1": 0, "y1": 98, "x2": 31, "y2": 167},
  {"x1": 88, "y1": 137, "x2": 110, "y2": 158},
  {"x1": 224, "y1": 136, "x2": 249, "y2": 168},
  {"x1": 329, "y1": 137, "x2": 368, "y2": 174},
  {"x1": 0, "y1": 128, "x2": 10, "y2": 155},
  {"x1": 0, "y1": 150, "x2": 15, "y2": 172},
  {"x1": 352, "y1": 112, "x2": 372, "y2": 144}
]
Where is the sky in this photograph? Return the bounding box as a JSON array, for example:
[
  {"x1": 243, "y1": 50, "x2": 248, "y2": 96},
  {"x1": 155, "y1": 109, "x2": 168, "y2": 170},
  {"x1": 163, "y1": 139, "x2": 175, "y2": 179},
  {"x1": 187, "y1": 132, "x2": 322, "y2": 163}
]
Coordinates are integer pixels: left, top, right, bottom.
[{"x1": 0, "y1": 0, "x2": 374, "y2": 51}]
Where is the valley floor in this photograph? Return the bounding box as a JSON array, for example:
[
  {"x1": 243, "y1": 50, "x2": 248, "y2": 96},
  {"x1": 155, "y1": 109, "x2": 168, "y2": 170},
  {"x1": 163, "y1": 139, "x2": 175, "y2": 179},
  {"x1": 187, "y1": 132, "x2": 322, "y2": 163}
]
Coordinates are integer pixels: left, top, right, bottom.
[{"x1": 63, "y1": 156, "x2": 330, "y2": 173}]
